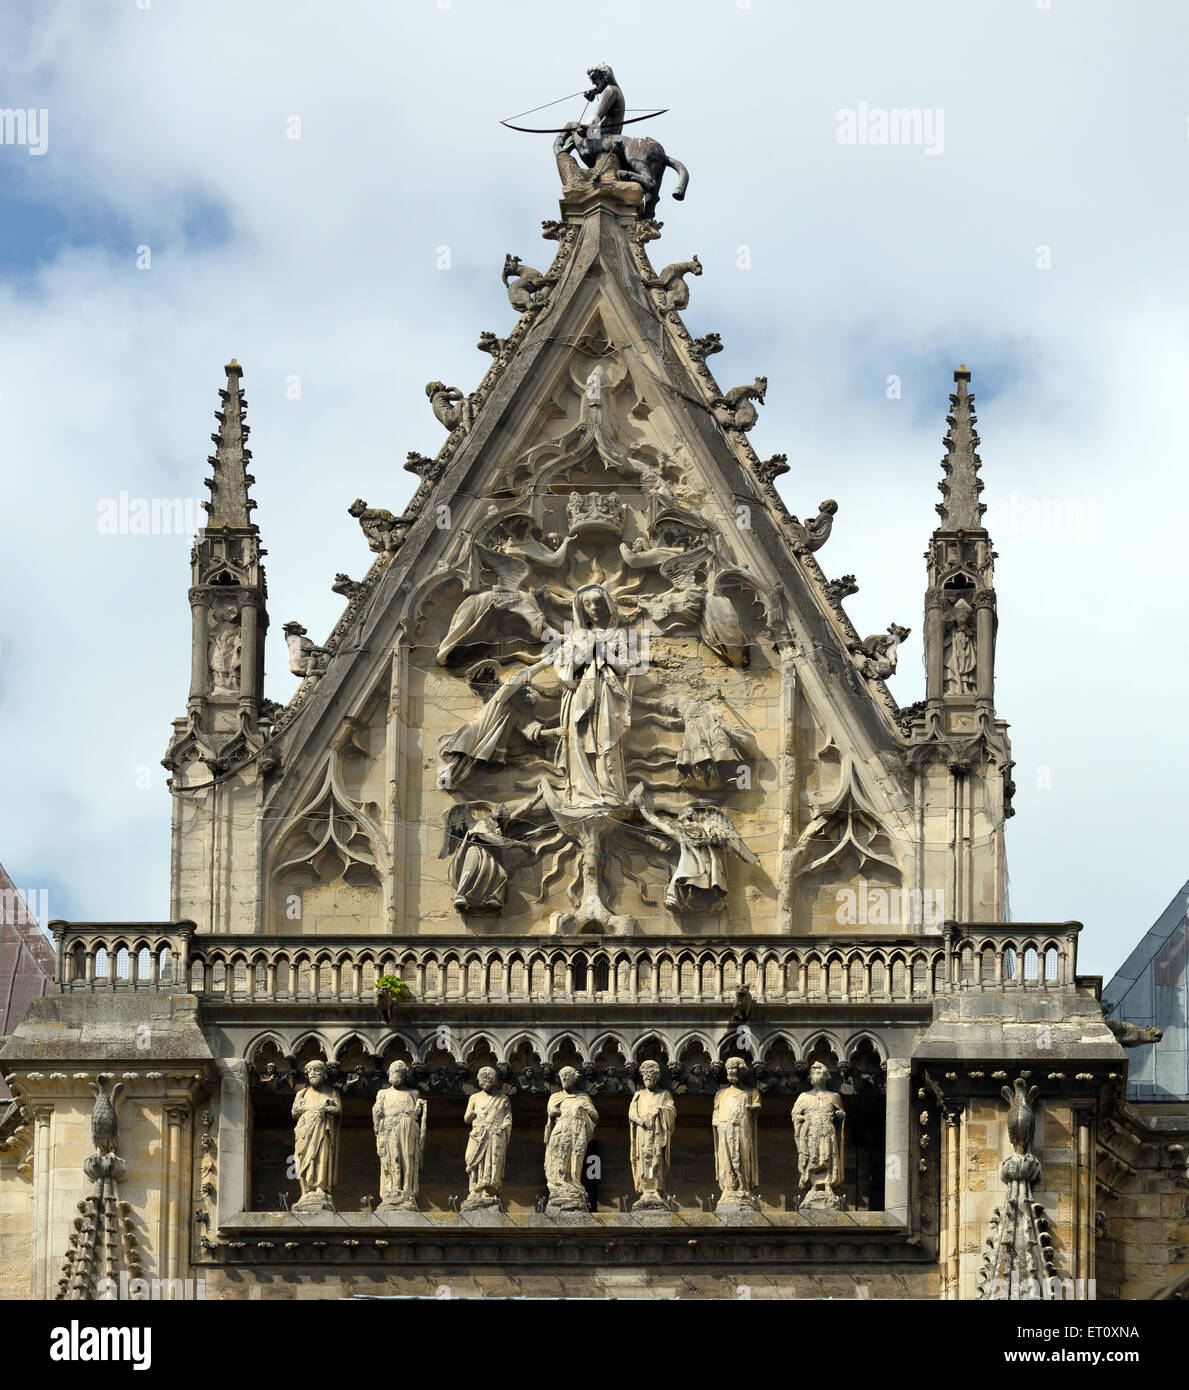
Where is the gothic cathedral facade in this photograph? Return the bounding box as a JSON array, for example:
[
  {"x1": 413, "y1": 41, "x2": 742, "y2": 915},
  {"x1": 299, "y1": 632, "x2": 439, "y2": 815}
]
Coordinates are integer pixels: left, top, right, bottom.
[{"x1": 2, "y1": 113, "x2": 1185, "y2": 1303}]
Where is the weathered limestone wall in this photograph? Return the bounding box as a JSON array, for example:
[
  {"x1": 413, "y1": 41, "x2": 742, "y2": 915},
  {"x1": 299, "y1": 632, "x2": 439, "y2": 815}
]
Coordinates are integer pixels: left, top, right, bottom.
[
  {"x1": 0, "y1": 1141, "x2": 35, "y2": 1299},
  {"x1": 1096, "y1": 1103, "x2": 1189, "y2": 1299}
]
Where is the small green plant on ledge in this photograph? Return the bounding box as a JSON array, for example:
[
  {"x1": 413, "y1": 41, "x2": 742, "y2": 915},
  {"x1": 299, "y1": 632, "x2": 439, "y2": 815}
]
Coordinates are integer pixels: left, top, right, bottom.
[{"x1": 375, "y1": 975, "x2": 414, "y2": 1003}]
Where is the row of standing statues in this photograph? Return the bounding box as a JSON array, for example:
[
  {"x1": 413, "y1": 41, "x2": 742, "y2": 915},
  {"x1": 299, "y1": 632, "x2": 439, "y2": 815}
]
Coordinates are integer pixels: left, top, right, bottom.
[{"x1": 290, "y1": 1057, "x2": 846, "y2": 1215}]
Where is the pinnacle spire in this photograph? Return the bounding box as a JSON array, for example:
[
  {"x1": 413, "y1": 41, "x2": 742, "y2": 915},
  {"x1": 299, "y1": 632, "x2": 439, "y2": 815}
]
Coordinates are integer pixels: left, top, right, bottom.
[
  {"x1": 203, "y1": 358, "x2": 257, "y2": 528},
  {"x1": 935, "y1": 365, "x2": 985, "y2": 530}
]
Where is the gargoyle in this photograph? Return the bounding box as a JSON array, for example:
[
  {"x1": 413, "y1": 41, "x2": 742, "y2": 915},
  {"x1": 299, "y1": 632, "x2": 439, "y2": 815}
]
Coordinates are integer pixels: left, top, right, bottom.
[
  {"x1": 825, "y1": 575, "x2": 859, "y2": 602},
  {"x1": 1106, "y1": 1018, "x2": 1164, "y2": 1047},
  {"x1": 848, "y1": 623, "x2": 910, "y2": 680},
  {"x1": 477, "y1": 330, "x2": 506, "y2": 357},
  {"x1": 426, "y1": 381, "x2": 473, "y2": 433},
  {"x1": 331, "y1": 573, "x2": 362, "y2": 600},
  {"x1": 646, "y1": 256, "x2": 701, "y2": 313},
  {"x1": 633, "y1": 218, "x2": 664, "y2": 244},
  {"x1": 713, "y1": 377, "x2": 767, "y2": 433},
  {"x1": 785, "y1": 499, "x2": 838, "y2": 553},
  {"x1": 502, "y1": 255, "x2": 555, "y2": 313},
  {"x1": 348, "y1": 498, "x2": 408, "y2": 554},
  {"x1": 753, "y1": 453, "x2": 789, "y2": 487},
  {"x1": 690, "y1": 332, "x2": 723, "y2": 361},
  {"x1": 283, "y1": 622, "x2": 329, "y2": 678},
  {"x1": 404, "y1": 451, "x2": 439, "y2": 480}
]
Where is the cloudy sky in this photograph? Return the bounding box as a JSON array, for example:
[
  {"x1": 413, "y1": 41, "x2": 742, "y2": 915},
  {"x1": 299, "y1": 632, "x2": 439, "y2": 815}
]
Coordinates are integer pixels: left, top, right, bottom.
[{"x1": 0, "y1": 0, "x2": 1184, "y2": 977}]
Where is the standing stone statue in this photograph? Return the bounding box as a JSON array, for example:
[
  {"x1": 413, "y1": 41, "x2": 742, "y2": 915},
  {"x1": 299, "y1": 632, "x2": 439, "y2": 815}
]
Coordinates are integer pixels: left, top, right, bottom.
[
  {"x1": 291, "y1": 1060, "x2": 341, "y2": 1212},
  {"x1": 791, "y1": 1061, "x2": 846, "y2": 1211},
  {"x1": 944, "y1": 597, "x2": 977, "y2": 694},
  {"x1": 712, "y1": 1057, "x2": 761, "y2": 1213},
  {"x1": 629, "y1": 1060, "x2": 676, "y2": 1210},
  {"x1": 543, "y1": 1066, "x2": 598, "y2": 1213},
  {"x1": 463, "y1": 1066, "x2": 513, "y2": 1210},
  {"x1": 373, "y1": 1060, "x2": 428, "y2": 1210}
]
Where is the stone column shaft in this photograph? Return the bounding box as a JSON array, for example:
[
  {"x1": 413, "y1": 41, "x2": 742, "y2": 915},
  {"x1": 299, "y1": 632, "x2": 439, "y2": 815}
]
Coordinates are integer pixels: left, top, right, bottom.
[{"x1": 884, "y1": 1059, "x2": 911, "y2": 1221}]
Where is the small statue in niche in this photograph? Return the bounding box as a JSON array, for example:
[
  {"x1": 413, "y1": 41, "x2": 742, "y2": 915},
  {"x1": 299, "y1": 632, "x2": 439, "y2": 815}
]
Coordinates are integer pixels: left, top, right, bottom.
[
  {"x1": 373, "y1": 1060, "x2": 427, "y2": 1211},
  {"x1": 462, "y1": 1066, "x2": 513, "y2": 1210},
  {"x1": 208, "y1": 598, "x2": 241, "y2": 697},
  {"x1": 791, "y1": 1060, "x2": 846, "y2": 1211},
  {"x1": 436, "y1": 544, "x2": 551, "y2": 665},
  {"x1": 439, "y1": 803, "x2": 528, "y2": 913},
  {"x1": 712, "y1": 1057, "x2": 761, "y2": 1212},
  {"x1": 629, "y1": 1060, "x2": 676, "y2": 1210},
  {"x1": 665, "y1": 691, "x2": 753, "y2": 792},
  {"x1": 543, "y1": 1066, "x2": 598, "y2": 1213},
  {"x1": 634, "y1": 794, "x2": 759, "y2": 914},
  {"x1": 437, "y1": 656, "x2": 554, "y2": 789},
  {"x1": 943, "y1": 597, "x2": 976, "y2": 694},
  {"x1": 291, "y1": 1059, "x2": 341, "y2": 1212}
]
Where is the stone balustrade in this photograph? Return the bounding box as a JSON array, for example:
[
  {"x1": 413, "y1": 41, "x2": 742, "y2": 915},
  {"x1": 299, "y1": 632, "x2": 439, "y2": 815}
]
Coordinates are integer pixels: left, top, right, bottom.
[
  {"x1": 49, "y1": 920, "x2": 1079, "y2": 1004},
  {"x1": 944, "y1": 922, "x2": 1079, "y2": 989}
]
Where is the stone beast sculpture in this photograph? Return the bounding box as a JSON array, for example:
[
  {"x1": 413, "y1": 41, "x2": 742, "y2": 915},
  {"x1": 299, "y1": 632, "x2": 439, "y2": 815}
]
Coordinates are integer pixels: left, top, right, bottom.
[{"x1": 554, "y1": 123, "x2": 689, "y2": 219}]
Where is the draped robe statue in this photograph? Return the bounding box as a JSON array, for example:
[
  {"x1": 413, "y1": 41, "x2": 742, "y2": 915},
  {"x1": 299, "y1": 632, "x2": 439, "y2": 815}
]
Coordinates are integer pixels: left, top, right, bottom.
[
  {"x1": 463, "y1": 1066, "x2": 513, "y2": 1210},
  {"x1": 712, "y1": 1057, "x2": 761, "y2": 1212},
  {"x1": 438, "y1": 657, "x2": 550, "y2": 788},
  {"x1": 944, "y1": 598, "x2": 977, "y2": 694},
  {"x1": 791, "y1": 1061, "x2": 846, "y2": 1210},
  {"x1": 291, "y1": 1060, "x2": 341, "y2": 1211},
  {"x1": 440, "y1": 804, "x2": 523, "y2": 913},
  {"x1": 553, "y1": 585, "x2": 631, "y2": 809},
  {"x1": 543, "y1": 1066, "x2": 598, "y2": 1212},
  {"x1": 373, "y1": 1060, "x2": 427, "y2": 1210},
  {"x1": 629, "y1": 1060, "x2": 676, "y2": 1209}
]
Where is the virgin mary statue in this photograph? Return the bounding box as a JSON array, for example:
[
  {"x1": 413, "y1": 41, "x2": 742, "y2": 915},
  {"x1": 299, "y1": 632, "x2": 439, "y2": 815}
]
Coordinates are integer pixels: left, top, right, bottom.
[{"x1": 552, "y1": 584, "x2": 631, "y2": 810}]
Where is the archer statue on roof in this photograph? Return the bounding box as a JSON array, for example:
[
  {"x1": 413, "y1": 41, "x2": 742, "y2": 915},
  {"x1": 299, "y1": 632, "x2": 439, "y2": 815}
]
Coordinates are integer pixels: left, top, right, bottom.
[
  {"x1": 584, "y1": 64, "x2": 625, "y2": 140},
  {"x1": 554, "y1": 64, "x2": 689, "y2": 219}
]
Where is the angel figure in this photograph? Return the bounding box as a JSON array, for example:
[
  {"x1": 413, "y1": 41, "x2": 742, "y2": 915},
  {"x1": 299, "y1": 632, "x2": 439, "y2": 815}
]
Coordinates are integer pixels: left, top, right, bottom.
[
  {"x1": 439, "y1": 803, "x2": 527, "y2": 913},
  {"x1": 620, "y1": 533, "x2": 749, "y2": 666},
  {"x1": 634, "y1": 793, "x2": 759, "y2": 913},
  {"x1": 498, "y1": 516, "x2": 574, "y2": 571},
  {"x1": 437, "y1": 656, "x2": 556, "y2": 788},
  {"x1": 436, "y1": 543, "x2": 552, "y2": 665},
  {"x1": 668, "y1": 692, "x2": 754, "y2": 791}
]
